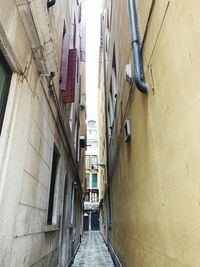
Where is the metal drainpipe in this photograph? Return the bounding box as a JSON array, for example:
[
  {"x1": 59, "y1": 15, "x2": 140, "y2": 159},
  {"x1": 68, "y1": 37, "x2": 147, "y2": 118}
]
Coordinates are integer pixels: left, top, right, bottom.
[
  {"x1": 128, "y1": 0, "x2": 148, "y2": 94},
  {"x1": 47, "y1": 0, "x2": 56, "y2": 8}
]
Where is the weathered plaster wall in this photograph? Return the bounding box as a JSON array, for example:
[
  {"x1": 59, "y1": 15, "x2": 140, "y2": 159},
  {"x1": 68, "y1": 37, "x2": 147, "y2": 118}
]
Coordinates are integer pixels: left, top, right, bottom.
[
  {"x1": 104, "y1": 0, "x2": 200, "y2": 266},
  {"x1": 98, "y1": 44, "x2": 107, "y2": 238}
]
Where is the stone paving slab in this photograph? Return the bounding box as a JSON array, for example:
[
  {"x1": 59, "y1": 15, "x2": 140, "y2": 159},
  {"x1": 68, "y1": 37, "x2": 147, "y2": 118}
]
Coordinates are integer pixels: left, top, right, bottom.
[{"x1": 72, "y1": 231, "x2": 114, "y2": 267}]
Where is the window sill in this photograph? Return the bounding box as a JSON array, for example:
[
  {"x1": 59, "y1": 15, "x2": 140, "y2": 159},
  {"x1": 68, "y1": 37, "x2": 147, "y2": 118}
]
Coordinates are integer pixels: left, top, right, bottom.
[{"x1": 44, "y1": 224, "x2": 61, "y2": 233}]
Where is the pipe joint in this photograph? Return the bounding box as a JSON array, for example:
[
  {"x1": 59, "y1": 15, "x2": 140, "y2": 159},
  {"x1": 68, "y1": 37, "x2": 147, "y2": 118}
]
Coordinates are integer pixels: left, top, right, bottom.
[
  {"x1": 131, "y1": 39, "x2": 139, "y2": 46},
  {"x1": 135, "y1": 76, "x2": 148, "y2": 94},
  {"x1": 128, "y1": 0, "x2": 148, "y2": 95}
]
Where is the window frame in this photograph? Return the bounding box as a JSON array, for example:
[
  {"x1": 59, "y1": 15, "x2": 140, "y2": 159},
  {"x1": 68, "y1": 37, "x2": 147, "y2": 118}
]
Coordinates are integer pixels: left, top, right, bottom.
[
  {"x1": 86, "y1": 173, "x2": 90, "y2": 189},
  {"x1": 47, "y1": 144, "x2": 61, "y2": 225},
  {"x1": 91, "y1": 155, "x2": 98, "y2": 166},
  {"x1": 91, "y1": 173, "x2": 98, "y2": 188},
  {"x1": 0, "y1": 51, "x2": 12, "y2": 134}
]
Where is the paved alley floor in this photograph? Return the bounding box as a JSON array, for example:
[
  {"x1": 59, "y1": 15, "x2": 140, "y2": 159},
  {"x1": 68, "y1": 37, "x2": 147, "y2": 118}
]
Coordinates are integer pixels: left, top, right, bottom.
[{"x1": 72, "y1": 231, "x2": 114, "y2": 267}]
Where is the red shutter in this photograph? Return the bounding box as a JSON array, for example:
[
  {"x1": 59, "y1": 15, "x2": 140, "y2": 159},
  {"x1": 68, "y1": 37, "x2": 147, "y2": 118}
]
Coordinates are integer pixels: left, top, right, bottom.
[
  {"x1": 62, "y1": 49, "x2": 77, "y2": 103},
  {"x1": 60, "y1": 33, "x2": 70, "y2": 91}
]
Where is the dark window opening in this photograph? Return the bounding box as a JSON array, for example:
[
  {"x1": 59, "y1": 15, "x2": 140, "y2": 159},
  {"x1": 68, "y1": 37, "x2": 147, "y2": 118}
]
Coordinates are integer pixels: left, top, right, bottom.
[
  {"x1": 47, "y1": 145, "x2": 60, "y2": 225},
  {"x1": 60, "y1": 24, "x2": 70, "y2": 91},
  {"x1": 91, "y1": 190, "x2": 99, "y2": 202},
  {"x1": 73, "y1": 17, "x2": 76, "y2": 49},
  {"x1": 0, "y1": 51, "x2": 12, "y2": 134},
  {"x1": 91, "y1": 155, "x2": 98, "y2": 166},
  {"x1": 85, "y1": 191, "x2": 90, "y2": 201},
  {"x1": 86, "y1": 155, "x2": 90, "y2": 169},
  {"x1": 112, "y1": 44, "x2": 118, "y2": 97},
  {"x1": 92, "y1": 173, "x2": 97, "y2": 188},
  {"x1": 86, "y1": 173, "x2": 90, "y2": 188},
  {"x1": 112, "y1": 44, "x2": 117, "y2": 73}
]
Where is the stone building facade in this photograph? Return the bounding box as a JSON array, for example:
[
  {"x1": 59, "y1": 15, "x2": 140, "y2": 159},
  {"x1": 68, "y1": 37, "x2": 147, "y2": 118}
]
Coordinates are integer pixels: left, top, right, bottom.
[
  {"x1": 0, "y1": 0, "x2": 86, "y2": 266},
  {"x1": 99, "y1": 0, "x2": 200, "y2": 266}
]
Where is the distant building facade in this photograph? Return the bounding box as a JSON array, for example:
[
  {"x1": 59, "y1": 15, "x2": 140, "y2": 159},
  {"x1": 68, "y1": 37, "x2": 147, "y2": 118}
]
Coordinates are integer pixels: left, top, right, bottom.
[
  {"x1": 0, "y1": 0, "x2": 86, "y2": 266},
  {"x1": 83, "y1": 120, "x2": 100, "y2": 231},
  {"x1": 98, "y1": 15, "x2": 109, "y2": 240}
]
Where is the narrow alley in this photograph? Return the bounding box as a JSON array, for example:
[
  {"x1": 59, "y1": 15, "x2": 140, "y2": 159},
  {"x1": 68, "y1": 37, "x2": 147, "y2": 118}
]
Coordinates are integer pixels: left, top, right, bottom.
[
  {"x1": 1, "y1": 0, "x2": 200, "y2": 266},
  {"x1": 72, "y1": 232, "x2": 114, "y2": 267}
]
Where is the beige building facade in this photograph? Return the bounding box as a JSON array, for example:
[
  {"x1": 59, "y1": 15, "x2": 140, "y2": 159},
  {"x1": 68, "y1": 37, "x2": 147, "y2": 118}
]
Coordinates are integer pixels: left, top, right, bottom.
[
  {"x1": 83, "y1": 120, "x2": 100, "y2": 231},
  {"x1": 0, "y1": 0, "x2": 86, "y2": 266},
  {"x1": 98, "y1": 17, "x2": 109, "y2": 240},
  {"x1": 99, "y1": 0, "x2": 200, "y2": 266}
]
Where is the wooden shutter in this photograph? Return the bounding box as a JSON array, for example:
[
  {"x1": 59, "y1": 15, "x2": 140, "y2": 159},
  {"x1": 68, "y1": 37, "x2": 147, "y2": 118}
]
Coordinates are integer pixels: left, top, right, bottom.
[
  {"x1": 60, "y1": 33, "x2": 70, "y2": 91},
  {"x1": 62, "y1": 49, "x2": 77, "y2": 103}
]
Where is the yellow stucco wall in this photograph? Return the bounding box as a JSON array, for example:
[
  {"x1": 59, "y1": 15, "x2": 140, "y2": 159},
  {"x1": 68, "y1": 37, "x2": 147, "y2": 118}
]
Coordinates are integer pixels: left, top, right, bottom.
[{"x1": 102, "y1": 0, "x2": 200, "y2": 266}]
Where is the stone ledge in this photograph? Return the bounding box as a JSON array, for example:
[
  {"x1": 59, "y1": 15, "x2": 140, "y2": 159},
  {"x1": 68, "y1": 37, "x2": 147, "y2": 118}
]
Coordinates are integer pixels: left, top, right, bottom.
[{"x1": 44, "y1": 224, "x2": 60, "y2": 233}]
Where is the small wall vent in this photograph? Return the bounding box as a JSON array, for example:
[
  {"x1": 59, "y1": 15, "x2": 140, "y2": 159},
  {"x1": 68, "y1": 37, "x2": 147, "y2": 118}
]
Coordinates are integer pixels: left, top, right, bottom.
[
  {"x1": 124, "y1": 118, "x2": 131, "y2": 142},
  {"x1": 125, "y1": 64, "x2": 132, "y2": 85}
]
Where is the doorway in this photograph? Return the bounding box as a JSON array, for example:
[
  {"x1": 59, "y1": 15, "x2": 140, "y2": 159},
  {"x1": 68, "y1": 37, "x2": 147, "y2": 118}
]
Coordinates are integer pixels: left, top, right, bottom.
[
  {"x1": 83, "y1": 212, "x2": 89, "y2": 231},
  {"x1": 60, "y1": 175, "x2": 70, "y2": 266},
  {"x1": 91, "y1": 211, "x2": 99, "y2": 230}
]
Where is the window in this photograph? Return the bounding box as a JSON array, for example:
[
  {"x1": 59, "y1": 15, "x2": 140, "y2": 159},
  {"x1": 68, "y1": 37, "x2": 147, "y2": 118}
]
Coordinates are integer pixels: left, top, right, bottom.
[
  {"x1": 73, "y1": 17, "x2": 76, "y2": 49},
  {"x1": 47, "y1": 145, "x2": 60, "y2": 225},
  {"x1": 109, "y1": 85, "x2": 114, "y2": 126},
  {"x1": 74, "y1": 117, "x2": 78, "y2": 148},
  {"x1": 107, "y1": 44, "x2": 118, "y2": 134},
  {"x1": 91, "y1": 155, "x2": 98, "y2": 166},
  {"x1": 60, "y1": 31, "x2": 70, "y2": 91},
  {"x1": 0, "y1": 51, "x2": 12, "y2": 134},
  {"x1": 86, "y1": 173, "x2": 90, "y2": 189},
  {"x1": 112, "y1": 44, "x2": 118, "y2": 96},
  {"x1": 80, "y1": 94, "x2": 86, "y2": 109},
  {"x1": 88, "y1": 129, "x2": 97, "y2": 136},
  {"x1": 92, "y1": 174, "x2": 98, "y2": 188},
  {"x1": 91, "y1": 191, "x2": 99, "y2": 202},
  {"x1": 68, "y1": 103, "x2": 73, "y2": 130},
  {"x1": 87, "y1": 120, "x2": 96, "y2": 127},
  {"x1": 85, "y1": 191, "x2": 90, "y2": 201},
  {"x1": 88, "y1": 141, "x2": 98, "y2": 148},
  {"x1": 86, "y1": 155, "x2": 90, "y2": 169}
]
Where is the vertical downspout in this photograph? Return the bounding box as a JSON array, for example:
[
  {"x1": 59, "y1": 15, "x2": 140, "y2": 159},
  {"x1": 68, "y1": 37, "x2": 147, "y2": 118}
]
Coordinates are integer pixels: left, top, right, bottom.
[{"x1": 128, "y1": 0, "x2": 148, "y2": 94}]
